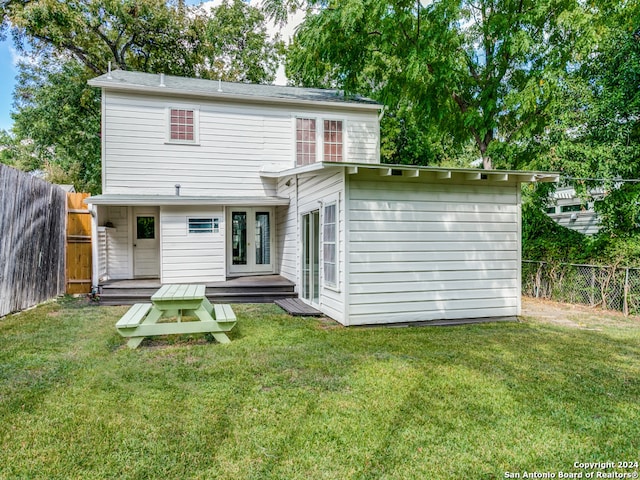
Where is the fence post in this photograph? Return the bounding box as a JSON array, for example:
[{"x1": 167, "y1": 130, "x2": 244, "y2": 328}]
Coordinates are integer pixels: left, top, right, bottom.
[{"x1": 624, "y1": 267, "x2": 630, "y2": 316}]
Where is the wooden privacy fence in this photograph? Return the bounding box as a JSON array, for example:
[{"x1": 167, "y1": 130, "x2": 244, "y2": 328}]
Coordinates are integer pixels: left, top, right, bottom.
[
  {"x1": 0, "y1": 164, "x2": 67, "y2": 317},
  {"x1": 66, "y1": 193, "x2": 92, "y2": 294}
]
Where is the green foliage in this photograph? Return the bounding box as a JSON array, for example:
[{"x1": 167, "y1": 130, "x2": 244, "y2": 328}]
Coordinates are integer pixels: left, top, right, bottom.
[
  {"x1": 284, "y1": 0, "x2": 594, "y2": 169},
  {"x1": 4, "y1": 0, "x2": 201, "y2": 75},
  {"x1": 522, "y1": 182, "x2": 640, "y2": 268},
  {"x1": 0, "y1": 129, "x2": 40, "y2": 171},
  {"x1": 203, "y1": 0, "x2": 284, "y2": 83},
  {"x1": 10, "y1": 58, "x2": 102, "y2": 193},
  {"x1": 523, "y1": 1, "x2": 640, "y2": 240},
  {"x1": 1, "y1": 0, "x2": 284, "y2": 192},
  {"x1": 522, "y1": 185, "x2": 590, "y2": 263}
]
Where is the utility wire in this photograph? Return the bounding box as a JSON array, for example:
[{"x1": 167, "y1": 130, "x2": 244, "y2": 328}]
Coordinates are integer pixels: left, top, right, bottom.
[{"x1": 561, "y1": 175, "x2": 640, "y2": 184}]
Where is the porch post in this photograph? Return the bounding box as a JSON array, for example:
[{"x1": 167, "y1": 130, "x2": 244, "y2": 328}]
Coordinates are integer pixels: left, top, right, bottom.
[{"x1": 89, "y1": 202, "x2": 99, "y2": 288}]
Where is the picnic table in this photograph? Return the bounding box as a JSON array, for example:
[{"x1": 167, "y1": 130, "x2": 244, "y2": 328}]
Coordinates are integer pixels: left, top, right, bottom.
[{"x1": 115, "y1": 284, "x2": 237, "y2": 349}]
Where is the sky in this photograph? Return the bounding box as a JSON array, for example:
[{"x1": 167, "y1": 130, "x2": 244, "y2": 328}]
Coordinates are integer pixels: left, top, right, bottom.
[
  {"x1": 0, "y1": 0, "x2": 301, "y2": 133},
  {"x1": 0, "y1": 37, "x2": 19, "y2": 131}
]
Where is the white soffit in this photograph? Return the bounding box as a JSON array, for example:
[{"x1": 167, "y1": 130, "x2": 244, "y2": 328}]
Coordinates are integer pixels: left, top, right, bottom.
[{"x1": 261, "y1": 162, "x2": 559, "y2": 183}]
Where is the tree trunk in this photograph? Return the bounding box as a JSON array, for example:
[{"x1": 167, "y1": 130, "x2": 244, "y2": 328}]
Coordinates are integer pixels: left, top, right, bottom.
[{"x1": 477, "y1": 130, "x2": 494, "y2": 170}]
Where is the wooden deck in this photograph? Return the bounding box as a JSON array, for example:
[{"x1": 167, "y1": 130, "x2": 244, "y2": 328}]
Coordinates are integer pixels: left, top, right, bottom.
[
  {"x1": 274, "y1": 298, "x2": 322, "y2": 317},
  {"x1": 99, "y1": 275, "x2": 296, "y2": 305}
]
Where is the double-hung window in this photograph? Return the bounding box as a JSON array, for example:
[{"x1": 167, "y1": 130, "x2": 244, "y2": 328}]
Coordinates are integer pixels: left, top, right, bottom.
[
  {"x1": 323, "y1": 120, "x2": 343, "y2": 162},
  {"x1": 168, "y1": 108, "x2": 198, "y2": 143},
  {"x1": 296, "y1": 117, "x2": 344, "y2": 166},
  {"x1": 296, "y1": 118, "x2": 317, "y2": 166}
]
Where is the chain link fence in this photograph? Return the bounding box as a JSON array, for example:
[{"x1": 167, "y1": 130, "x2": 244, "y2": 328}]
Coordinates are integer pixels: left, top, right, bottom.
[{"x1": 522, "y1": 260, "x2": 640, "y2": 315}]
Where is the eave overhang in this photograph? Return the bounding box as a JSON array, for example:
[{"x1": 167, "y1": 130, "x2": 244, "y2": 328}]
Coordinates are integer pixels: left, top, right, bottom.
[
  {"x1": 84, "y1": 195, "x2": 290, "y2": 207},
  {"x1": 260, "y1": 162, "x2": 559, "y2": 184},
  {"x1": 88, "y1": 79, "x2": 382, "y2": 113}
]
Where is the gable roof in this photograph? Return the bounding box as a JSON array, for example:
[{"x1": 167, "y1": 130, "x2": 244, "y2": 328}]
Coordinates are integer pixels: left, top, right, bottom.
[{"x1": 89, "y1": 70, "x2": 381, "y2": 111}]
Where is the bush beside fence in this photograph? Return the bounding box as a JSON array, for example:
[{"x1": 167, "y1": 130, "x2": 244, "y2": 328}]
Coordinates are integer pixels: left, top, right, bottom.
[
  {"x1": 0, "y1": 164, "x2": 67, "y2": 317},
  {"x1": 522, "y1": 260, "x2": 640, "y2": 315}
]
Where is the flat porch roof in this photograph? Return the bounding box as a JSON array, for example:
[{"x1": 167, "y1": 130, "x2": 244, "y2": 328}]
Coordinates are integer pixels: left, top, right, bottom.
[{"x1": 85, "y1": 195, "x2": 290, "y2": 206}]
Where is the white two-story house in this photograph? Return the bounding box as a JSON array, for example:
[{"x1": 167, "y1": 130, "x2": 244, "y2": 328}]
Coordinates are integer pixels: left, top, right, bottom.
[{"x1": 86, "y1": 71, "x2": 557, "y2": 326}]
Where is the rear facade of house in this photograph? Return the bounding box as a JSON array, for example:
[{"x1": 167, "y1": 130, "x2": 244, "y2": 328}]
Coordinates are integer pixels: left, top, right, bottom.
[{"x1": 87, "y1": 71, "x2": 556, "y2": 326}]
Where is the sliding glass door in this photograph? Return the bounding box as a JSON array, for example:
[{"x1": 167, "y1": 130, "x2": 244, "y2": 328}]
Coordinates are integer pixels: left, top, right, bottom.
[{"x1": 302, "y1": 210, "x2": 320, "y2": 306}]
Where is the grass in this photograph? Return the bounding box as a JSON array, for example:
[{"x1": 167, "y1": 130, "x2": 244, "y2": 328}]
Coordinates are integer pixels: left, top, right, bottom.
[{"x1": 1, "y1": 298, "x2": 639, "y2": 479}]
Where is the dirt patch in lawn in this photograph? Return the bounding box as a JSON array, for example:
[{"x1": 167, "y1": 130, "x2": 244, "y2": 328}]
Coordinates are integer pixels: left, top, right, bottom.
[{"x1": 521, "y1": 296, "x2": 640, "y2": 330}]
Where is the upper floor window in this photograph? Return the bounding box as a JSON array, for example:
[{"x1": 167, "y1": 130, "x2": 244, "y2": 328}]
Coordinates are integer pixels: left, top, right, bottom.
[
  {"x1": 323, "y1": 120, "x2": 343, "y2": 162},
  {"x1": 169, "y1": 108, "x2": 197, "y2": 143},
  {"x1": 296, "y1": 117, "x2": 344, "y2": 166},
  {"x1": 296, "y1": 118, "x2": 316, "y2": 166}
]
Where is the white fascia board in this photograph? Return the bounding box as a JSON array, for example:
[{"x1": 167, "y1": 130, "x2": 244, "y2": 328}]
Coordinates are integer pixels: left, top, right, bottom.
[{"x1": 260, "y1": 161, "x2": 560, "y2": 183}]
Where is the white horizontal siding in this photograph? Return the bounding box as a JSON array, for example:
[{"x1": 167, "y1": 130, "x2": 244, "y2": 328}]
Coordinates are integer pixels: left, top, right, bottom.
[
  {"x1": 102, "y1": 92, "x2": 380, "y2": 196},
  {"x1": 347, "y1": 175, "x2": 520, "y2": 325},
  {"x1": 346, "y1": 114, "x2": 379, "y2": 164},
  {"x1": 104, "y1": 206, "x2": 130, "y2": 279},
  {"x1": 276, "y1": 171, "x2": 347, "y2": 322},
  {"x1": 276, "y1": 181, "x2": 297, "y2": 285},
  {"x1": 160, "y1": 206, "x2": 225, "y2": 283},
  {"x1": 298, "y1": 171, "x2": 346, "y2": 322}
]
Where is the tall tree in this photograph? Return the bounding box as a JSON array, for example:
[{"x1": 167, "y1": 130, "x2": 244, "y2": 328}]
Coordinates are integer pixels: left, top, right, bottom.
[
  {"x1": 2, "y1": 0, "x2": 202, "y2": 76},
  {"x1": 536, "y1": 0, "x2": 640, "y2": 237},
  {"x1": 203, "y1": 0, "x2": 284, "y2": 83},
  {"x1": 11, "y1": 57, "x2": 102, "y2": 192},
  {"x1": 278, "y1": 0, "x2": 593, "y2": 169},
  {"x1": 1, "y1": 0, "x2": 284, "y2": 191}
]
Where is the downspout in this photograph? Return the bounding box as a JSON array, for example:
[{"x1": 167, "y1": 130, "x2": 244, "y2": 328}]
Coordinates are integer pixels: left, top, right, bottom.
[
  {"x1": 295, "y1": 174, "x2": 300, "y2": 295},
  {"x1": 89, "y1": 202, "x2": 99, "y2": 290}
]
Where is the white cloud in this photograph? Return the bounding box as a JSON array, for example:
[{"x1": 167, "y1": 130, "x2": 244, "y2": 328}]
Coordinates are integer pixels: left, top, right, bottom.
[{"x1": 9, "y1": 47, "x2": 35, "y2": 68}]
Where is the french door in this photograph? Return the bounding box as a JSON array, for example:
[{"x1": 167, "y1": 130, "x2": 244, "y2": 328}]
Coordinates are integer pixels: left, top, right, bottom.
[
  {"x1": 228, "y1": 208, "x2": 274, "y2": 275},
  {"x1": 301, "y1": 210, "x2": 320, "y2": 306}
]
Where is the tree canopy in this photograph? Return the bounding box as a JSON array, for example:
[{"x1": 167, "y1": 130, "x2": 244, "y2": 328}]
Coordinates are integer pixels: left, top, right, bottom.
[
  {"x1": 3, "y1": 0, "x2": 640, "y2": 244},
  {"x1": 0, "y1": 0, "x2": 283, "y2": 192},
  {"x1": 282, "y1": 0, "x2": 594, "y2": 169}
]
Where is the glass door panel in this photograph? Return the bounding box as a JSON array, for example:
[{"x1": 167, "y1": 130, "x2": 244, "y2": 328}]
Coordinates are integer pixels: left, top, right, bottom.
[
  {"x1": 228, "y1": 208, "x2": 274, "y2": 275},
  {"x1": 232, "y1": 212, "x2": 247, "y2": 265},
  {"x1": 302, "y1": 210, "x2": 320, "y2": 306},
  {"x1": 255, "y1": 212, "x2": 271, "y2": 265},
  {"x1": 133, "y1": 208, "x2": 159, "y2": 278},
  {"x1": 302, "y1": 214, "x2": 310, "y2": 300}
]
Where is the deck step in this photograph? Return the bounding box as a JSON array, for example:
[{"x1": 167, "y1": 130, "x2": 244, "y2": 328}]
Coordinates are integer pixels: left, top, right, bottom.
[
  {"x1": 275, "y1": 298, "x2": 323, "y2": 317},
  {"x1": 99, "y1": 276, "x2": 296, "y2": 306}
]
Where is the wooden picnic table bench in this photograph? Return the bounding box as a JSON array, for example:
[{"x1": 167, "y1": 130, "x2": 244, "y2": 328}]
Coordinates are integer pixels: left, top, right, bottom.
[{"x1": 115, "y1": 284, "x2": 237, "y2": 349}]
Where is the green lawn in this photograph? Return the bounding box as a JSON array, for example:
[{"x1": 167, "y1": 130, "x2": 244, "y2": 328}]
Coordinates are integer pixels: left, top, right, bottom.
[{"x1": 1, "y1": 298, "x2": 639, "y2": 479}]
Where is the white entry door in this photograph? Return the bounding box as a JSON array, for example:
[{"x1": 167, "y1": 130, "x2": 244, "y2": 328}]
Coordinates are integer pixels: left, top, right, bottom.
[
  {"x1": 133, "y1": 207, "x2": 160, "y2": 278},
  {"x1": 228, "y1": 208, "x2": 274, "y2": 275}
]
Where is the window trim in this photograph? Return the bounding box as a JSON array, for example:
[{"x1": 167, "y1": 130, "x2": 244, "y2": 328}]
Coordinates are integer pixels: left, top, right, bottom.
[
  {"x1": 295, "y1": 116, "x2": 318, "y2": 167},
  {"x1": 322, "y1": 194, "x2": 340, "y2": 291},
  {"x1": 187, "y1": 217, "x2": 219, "y2": 235},
  {"x1": 323, "y1": 119, "x2": 344, "y2": 163},
  {"x1": 166, "y1": 106, "x2": 200, "y2": 145},
  {"x1": 294, "y1": 115, "x2": 346, "y2": 166}
]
